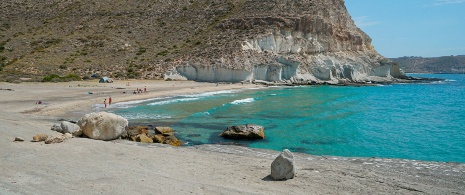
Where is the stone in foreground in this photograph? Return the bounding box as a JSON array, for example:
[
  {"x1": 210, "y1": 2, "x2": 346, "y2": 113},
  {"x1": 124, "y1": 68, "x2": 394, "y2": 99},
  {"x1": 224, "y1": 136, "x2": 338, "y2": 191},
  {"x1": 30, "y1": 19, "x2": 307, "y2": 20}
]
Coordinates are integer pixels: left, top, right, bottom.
[
  {"x1": 45, "y1": 135, "x2": 66, "y2": 144},
  {"x1": 32, "y1": 134, "x2": 48, "y2": 142},
  {"x1": 271, "y1": 149, "x2": 295, "y2": 180},
  {"x1": 219, "y1": 124, "x2": 265, "y2": 140},
  {"x1": 60, "y1": 121, "x2": 82, "y2": 137},
  {"x1": 77, "y1": 112, "x2": 128, "y2": 141},
  {"x1": 14, "y1": 137, "x2": 24, "y2": 142},
  {"x1": 51, "y1": 124, "x2": 63, "y2": 133}
]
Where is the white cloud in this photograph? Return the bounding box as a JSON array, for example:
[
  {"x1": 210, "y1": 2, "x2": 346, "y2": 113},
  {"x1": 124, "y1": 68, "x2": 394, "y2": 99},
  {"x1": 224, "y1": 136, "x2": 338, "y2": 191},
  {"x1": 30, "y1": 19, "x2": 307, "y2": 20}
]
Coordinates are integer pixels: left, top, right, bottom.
[
  {"x1": 432, "y1": 0, "x2": 465, "y2": 6},
  {"x1": 353, "y1": 16, "x2": 380, "y2": 27}
]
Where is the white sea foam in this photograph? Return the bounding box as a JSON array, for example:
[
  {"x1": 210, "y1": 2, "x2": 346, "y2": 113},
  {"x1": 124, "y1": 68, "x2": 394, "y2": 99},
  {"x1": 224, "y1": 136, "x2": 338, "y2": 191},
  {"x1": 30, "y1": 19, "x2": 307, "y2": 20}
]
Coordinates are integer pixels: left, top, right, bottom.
[
  {"x1": 119, "y1": 113, "x2": 172, "y2": 120},
  {"x1": 181, "y1": 90, "x2": 235, "y2": 98},
  {"x1": 109, "y1": 97, "x2": 169, "y2": 109},
  {"x1": 148, "y1": 97, "x2": 200, "y2": 106},
  {"x1": 230, "y1": 98, "x2": 255, "y2": 105}
]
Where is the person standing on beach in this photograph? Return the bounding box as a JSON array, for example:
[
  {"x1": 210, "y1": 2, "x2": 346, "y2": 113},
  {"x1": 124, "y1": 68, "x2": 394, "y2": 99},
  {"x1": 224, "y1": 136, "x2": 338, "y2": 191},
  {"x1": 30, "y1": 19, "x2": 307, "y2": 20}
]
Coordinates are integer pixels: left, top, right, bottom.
[
  {"x1": 109, "y1": 96, "x2": 112, "y2": 105},
  {"x1": 144, "y1": 86, "x2": 147, "y2": 93},
  {"x1": 104, "y1": 98, "x2": 107, "y2": 108}
]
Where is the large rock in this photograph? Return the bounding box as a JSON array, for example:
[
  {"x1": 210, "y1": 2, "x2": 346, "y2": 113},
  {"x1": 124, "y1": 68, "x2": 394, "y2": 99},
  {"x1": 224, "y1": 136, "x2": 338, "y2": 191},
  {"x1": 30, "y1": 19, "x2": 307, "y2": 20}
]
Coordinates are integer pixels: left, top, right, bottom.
[
  {"x1": 219, "y1": 124, "x2": 265, "y2": 140},
  {"x1": 271, "y1": 149, "x2": 296, "y2": 180},
  {"x1": 60, "y1": 121, "x2": 82, "y2": 136},
  {"x1": 155, "y1": 126, "x2": 173, "y2": 134},
  {"x1": 135, "y1": 134, "x2": 154, "y2": 143},
  {"x1": 77, "y1": 112, "x2": 128, "y2": 141}
]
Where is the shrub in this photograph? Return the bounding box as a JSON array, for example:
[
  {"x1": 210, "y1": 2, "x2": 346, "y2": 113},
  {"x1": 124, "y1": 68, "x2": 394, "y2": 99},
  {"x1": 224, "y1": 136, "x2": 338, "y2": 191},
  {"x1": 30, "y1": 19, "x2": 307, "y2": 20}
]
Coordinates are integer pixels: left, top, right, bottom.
[
  {"x1": 42, "y1": 74, "x2": 61, "y2": 82},
  {"x1": 157, "y1": 50, "x2": 169, "y2": 56},
  {"x1": 42, "y1": 74, "x2": 81, "y2": 82},
  {"x1": 136, "y1": 47, "x2": 146, "y2": 55}
]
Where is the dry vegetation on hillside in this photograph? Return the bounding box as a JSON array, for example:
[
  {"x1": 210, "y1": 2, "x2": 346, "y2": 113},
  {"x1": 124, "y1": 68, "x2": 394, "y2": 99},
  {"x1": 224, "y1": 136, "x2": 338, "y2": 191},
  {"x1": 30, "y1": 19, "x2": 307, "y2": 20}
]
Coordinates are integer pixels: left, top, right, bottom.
[{"x1": 1, "y1": 0, "x2": 360, "y2": 82}]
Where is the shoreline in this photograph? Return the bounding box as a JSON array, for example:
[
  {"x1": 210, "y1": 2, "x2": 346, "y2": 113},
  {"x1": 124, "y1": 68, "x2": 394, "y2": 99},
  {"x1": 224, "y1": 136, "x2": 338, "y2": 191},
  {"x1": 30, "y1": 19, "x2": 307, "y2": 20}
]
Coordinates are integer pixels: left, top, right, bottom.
[{"x1": 1, "y1": 80, "x2": 464, "y2": 194}]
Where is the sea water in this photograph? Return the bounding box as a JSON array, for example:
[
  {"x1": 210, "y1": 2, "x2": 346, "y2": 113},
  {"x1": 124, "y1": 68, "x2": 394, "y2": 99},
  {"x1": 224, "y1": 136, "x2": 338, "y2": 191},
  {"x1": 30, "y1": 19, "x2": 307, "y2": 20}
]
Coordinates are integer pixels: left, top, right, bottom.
[{"x1": 111, "y1": 74, "x2": 465, "y2": 163}]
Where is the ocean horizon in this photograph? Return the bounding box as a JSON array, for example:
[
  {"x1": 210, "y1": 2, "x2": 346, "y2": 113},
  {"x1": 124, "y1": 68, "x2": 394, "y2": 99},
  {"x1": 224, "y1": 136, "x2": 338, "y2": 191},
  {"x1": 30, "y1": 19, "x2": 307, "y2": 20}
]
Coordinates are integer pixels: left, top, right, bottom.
[{"x1": 109, "y1": 74, "x2": 465, "y2": 163}]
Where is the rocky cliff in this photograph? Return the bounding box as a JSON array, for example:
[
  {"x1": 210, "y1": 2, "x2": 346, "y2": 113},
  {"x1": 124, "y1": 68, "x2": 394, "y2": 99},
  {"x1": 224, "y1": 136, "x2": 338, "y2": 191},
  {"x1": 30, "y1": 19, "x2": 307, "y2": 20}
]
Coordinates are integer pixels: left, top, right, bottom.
[{"x1": 0, "y1": 0, "x2": 404, "y2": 83}]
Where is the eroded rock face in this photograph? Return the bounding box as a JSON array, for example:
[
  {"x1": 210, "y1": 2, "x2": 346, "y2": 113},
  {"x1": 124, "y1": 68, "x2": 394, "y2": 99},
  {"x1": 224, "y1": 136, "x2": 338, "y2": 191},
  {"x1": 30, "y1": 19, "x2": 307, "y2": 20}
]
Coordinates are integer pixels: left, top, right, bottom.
[
  {"x1": 170, "y1": 0, "x2": 404, "y2": 84},
  {"x1": 271, "y1": 149, "x2": 296, "y2": 180},
  {"x1": 77, "y1": 112, "x2": 128, "y2": 141},
  {"x1": 220, "y1": 124, "x2": 265, "y2": 140}
]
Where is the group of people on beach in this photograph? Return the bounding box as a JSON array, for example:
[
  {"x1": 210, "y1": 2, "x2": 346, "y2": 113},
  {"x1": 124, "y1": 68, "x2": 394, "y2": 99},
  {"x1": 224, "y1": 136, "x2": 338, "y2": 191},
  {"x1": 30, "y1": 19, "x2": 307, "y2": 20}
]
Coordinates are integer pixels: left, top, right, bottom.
[{"x1": 133, "y1": 86, "x2": 147, "y2": 94}]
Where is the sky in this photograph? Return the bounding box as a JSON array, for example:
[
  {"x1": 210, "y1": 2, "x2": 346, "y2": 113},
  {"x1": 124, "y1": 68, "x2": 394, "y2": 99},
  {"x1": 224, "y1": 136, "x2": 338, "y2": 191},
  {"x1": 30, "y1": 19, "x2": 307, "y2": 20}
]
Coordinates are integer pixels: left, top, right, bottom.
[{"x1": 345, "y1": 0, "x2": 465, "y2": 58}]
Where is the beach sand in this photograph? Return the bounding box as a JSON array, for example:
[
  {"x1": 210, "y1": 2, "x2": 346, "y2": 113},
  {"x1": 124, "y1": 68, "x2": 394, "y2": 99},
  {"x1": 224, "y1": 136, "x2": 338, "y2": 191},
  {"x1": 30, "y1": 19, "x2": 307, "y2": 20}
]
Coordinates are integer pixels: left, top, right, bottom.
[{"x1": 0, "y1": 80, "x2": 464, "y2": 194}]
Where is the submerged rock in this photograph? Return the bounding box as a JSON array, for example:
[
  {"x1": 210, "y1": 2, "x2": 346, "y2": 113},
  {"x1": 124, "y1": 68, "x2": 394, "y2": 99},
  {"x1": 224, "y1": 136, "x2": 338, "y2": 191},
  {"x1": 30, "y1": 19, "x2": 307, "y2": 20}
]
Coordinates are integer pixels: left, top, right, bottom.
[
  {"x1": 219, "y1": 124, "x2": 265, "y2": 140},
  {"x1": 271, "y1": 149, "x2": 296, "y2": 180}
]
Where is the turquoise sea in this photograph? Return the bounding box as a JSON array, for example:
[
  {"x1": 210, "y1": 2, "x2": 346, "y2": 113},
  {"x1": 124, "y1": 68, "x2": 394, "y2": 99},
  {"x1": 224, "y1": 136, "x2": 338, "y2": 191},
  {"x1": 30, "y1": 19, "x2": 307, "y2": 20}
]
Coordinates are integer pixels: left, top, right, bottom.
[{"x1": 111, "y1": 74, "x2": 465, "y2": 163}]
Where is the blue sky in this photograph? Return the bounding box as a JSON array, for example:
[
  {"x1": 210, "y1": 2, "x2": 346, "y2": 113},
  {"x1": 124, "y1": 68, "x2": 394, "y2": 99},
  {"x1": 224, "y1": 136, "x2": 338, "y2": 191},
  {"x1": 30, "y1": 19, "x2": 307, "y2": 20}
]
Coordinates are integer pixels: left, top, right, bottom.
[{"x1": 345, "y1": 0, "x2": 465, "y2": 58}]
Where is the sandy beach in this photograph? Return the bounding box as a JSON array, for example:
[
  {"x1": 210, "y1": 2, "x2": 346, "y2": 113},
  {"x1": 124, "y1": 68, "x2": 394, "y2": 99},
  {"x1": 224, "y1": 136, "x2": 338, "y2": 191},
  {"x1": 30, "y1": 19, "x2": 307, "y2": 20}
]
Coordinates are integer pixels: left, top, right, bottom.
[{"x1": 0, "y1": 80, "x2": 464, "y2": 194}]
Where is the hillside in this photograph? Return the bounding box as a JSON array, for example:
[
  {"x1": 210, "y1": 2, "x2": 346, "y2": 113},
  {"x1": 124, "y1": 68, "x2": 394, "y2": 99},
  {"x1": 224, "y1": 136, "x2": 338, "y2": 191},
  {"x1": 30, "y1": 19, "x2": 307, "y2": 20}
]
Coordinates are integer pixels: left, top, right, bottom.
[
  {"x1": 0, "y1": 0, "x2": 403, "y2": 83},
  {"x1": 390, "y1": 56, "x2": 465, "y2": 74}
]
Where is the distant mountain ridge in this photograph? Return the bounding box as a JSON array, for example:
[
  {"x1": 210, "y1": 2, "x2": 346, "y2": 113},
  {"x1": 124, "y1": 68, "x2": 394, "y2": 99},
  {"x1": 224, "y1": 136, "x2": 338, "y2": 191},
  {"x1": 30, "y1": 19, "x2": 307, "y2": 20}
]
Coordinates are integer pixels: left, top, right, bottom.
[{"x1": 390, "y1": 55, "x2": 465, "y2": 74}]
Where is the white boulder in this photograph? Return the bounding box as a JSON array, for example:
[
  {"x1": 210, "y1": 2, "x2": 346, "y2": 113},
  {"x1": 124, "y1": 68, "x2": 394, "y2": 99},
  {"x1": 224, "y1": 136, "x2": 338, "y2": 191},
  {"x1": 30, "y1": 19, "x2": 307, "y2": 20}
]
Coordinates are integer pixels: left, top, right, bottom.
[
  {"x1": 77, "y1": 112, "x2": 128, "y2": 141},
  {"x1": 271, "y1": 149, "x2": 296, "y2": 180}
]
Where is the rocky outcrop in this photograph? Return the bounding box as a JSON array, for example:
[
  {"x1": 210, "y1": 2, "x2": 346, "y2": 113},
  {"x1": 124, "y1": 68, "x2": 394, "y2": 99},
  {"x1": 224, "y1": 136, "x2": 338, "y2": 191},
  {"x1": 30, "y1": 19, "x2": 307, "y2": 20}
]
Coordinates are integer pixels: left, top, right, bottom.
[
  {"x1": 220, "y1": 124, "x2": 265, "y2": 140},
  {"x1": 77, "y1": 112, "x2": 128, "y2": 141},
  {"x1": 169, "y1": 0, "x2": 404, "y2": 84},
  {"x1": 271, "y1": 149, "x2": 296, "y2": 180}
]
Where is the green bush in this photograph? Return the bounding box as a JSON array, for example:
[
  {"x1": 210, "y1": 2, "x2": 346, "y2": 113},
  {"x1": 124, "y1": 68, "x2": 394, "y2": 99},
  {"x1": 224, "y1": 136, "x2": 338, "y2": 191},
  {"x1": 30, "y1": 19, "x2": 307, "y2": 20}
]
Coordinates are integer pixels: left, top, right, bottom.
[
  {"x1": 157, "y1": 50, "x2": 169, "y2": 56},
  {"x1": 136, "y1": 47, "x2": 146, "y2": 55},
  {"x1": 42, "y1": 74, "x2": 61, "y2": 82},
  {"x1": 42, "y1": 74, "x2": 81, "y2": 82},
  {"x1": 0, "y1": 44, "x2": 4, "y2": 52},
  {"x1": 0, "y1": 56, "x2": 7, "y2": 71}
]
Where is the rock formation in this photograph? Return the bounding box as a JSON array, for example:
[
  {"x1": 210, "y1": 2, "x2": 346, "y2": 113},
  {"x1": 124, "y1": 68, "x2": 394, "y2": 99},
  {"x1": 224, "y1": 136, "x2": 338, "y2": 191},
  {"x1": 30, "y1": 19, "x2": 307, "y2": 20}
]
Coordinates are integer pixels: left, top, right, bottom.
[
  {"x1": 167, "y1": 0, "x2": 404, "y2": 84},
  {"x1": 271, "y1": 149, "x2": 296, "y2": 180},
  {"x1": 220, "y1": 124, "x2": 265, "y2": 140},
  {"x1": 77, "y1": 112, "x2": 128, "y2": 141}
]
